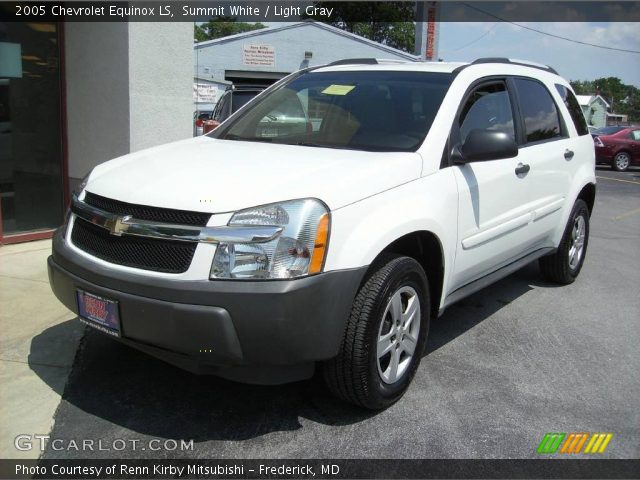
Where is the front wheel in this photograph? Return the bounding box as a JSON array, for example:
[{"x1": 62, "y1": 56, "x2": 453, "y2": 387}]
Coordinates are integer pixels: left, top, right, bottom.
[
  {"x1": 323, "y1": 254, "x2": 430, "y2": 409},
  {"x1": 539, "y1": 199, "x2": 590, "y2": 284},
  {"x1": 612, "y1": 151, "x2": 631, "y2": 172}
]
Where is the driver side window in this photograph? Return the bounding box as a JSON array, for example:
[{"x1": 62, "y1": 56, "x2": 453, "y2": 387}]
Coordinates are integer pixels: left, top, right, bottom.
[{"x1": 459, "y1": 82, "x2": 515, "y2": 143}]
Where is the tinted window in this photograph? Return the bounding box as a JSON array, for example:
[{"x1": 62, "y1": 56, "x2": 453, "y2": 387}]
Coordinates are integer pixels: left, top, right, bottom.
[
  {"x1": 215, "y1": 71, "x2": 453, "y2": 152},
  {"x1": 231, "y1": 91, "x2": 259, "y2": 113},
  {"x1": 514, "y1": 78, "x2": 561, "y2": 143},
  {"x1": 594, "y1": 126, "x2": 625, "y2": 135},
  {"x1": 555, "y1": 84, "x2": 588, "y2": 135},
  {"x1": 459, "y1": 82, "x2": 515, "y2": 142}
]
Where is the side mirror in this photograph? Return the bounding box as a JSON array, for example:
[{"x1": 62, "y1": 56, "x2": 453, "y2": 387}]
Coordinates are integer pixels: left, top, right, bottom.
[{"x1": 454, "y1": 130, "x2": 518, "y2": 163}]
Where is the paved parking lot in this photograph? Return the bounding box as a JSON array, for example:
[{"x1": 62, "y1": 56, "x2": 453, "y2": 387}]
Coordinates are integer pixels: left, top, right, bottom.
[{"x1": 22, "y1": 168, "x2": 640, "y2": 459}]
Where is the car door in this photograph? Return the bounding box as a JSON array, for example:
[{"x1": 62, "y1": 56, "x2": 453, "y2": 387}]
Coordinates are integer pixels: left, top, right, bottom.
[
  {"x1": 450, "y1": 79, "x2": 536, "y2": 291},
  {"x1": 509, "y1": 78, "x2": 574, "y2": 247},
  {"x1": 629, "y1": 129, "x2": 640, "y2": 160}
]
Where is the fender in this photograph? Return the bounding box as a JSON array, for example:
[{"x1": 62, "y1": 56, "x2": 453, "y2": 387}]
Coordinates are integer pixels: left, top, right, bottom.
[
  {"x1": 551, "y1": 163, "x2": 596, "y2": 247},
  {"x1": 325, "y1": 169, "x2": 458, "y2": 309}
]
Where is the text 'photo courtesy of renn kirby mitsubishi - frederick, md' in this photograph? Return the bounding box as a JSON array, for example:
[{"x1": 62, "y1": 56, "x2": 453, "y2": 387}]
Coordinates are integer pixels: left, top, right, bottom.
[{"x1": 0, "y1": 1, "x2": 639, "y2": 480}]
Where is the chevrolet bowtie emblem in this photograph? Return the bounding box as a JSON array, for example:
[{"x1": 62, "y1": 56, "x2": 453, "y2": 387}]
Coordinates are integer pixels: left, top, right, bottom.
[{"x1": 105, "y1": 215, "x2": 131, "y2": 236}]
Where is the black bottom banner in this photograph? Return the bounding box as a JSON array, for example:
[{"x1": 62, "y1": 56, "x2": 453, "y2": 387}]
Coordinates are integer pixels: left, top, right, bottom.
[{"x1": 1, "y1": 459, "x2": 639, "y2": 479}]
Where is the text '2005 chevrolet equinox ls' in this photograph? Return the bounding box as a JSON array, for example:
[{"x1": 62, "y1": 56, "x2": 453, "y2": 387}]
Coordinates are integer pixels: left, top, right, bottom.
[{"x1": 49, "y1": 58, "x2": 596, "y2": 409}]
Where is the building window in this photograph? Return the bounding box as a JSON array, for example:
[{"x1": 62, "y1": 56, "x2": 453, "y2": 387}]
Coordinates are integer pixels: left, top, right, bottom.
[{"x1": 0, "y1": 22, "x2": 64, "y2": 239}]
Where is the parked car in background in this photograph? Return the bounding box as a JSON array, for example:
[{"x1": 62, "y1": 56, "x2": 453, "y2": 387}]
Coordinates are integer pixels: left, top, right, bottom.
[
  {"x1": 206, "y1": 86, "x2": 265, "y2": 133},
  {"x1": 194, "y1": 87, "x2": 266, "y2": 136},
  {"x1": 593, "y1": 126, "x2": 640, "y2": 171},
  {"x1": 193, "y1": 110, "x2": 213, "y2": 136},
  {"x1": 592, "y1": 126, "x2": 627, "y2": 136}
]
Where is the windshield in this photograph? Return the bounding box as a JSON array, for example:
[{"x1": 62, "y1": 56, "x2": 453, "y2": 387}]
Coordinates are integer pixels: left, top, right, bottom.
[
  {"x1": 214, "y1": 70, "x2": 453, "y2": 152},
  {"x1": 595, "y1": 126, "x2": 626, "y2": 135}
]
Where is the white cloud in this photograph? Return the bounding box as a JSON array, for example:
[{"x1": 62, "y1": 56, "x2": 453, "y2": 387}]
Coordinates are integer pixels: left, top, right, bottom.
[{"x1": 439, "y1": 22, "x2": 640, "y2": 85}]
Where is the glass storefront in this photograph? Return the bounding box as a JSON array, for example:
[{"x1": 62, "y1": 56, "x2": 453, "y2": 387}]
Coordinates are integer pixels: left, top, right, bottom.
[{"x1": 0, "y1": 22, "x2": 64, "y2": 241}]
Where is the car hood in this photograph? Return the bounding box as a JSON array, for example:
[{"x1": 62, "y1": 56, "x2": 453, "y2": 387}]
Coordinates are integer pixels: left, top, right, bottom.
[{"x1": 85, "y1": 137, "x2": 423, "y2": 214}]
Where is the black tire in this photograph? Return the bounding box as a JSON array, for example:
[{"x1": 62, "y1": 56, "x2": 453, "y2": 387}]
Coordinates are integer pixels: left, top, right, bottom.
[
  {"x1": 323, "y1": 254, "x2": 430, "y2": 409},
  {"x1": 612, "y1": 151, "x2": 631, "y2": 172},
  {"x1": 539, "y1": 199, "x2": 590, "y2": 284}
]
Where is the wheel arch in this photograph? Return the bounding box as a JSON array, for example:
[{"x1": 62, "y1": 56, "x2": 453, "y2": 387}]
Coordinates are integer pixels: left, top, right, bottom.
[
  {"x1": 369, "y1": 231, "x2": 445, "y2": 319},
  {"x1": 577, "y1": 182, "x2": 596, "y2": 217}
]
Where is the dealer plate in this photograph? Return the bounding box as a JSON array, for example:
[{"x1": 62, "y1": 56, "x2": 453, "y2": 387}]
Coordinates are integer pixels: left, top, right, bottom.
[{"x1": 76, "y1": 289, "x2": 121, "y2": 337}]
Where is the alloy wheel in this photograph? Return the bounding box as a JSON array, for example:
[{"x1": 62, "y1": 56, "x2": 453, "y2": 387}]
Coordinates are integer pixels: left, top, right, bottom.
[
  {"x1": 568, "y1": 215, "x2": 586, "y2": 270},
  {"x1": 615, "y1": 153, "x2": 630, "y2": 170},
  {"x1": 377, "y1": 286, "x2": 421, "y2": 384}
]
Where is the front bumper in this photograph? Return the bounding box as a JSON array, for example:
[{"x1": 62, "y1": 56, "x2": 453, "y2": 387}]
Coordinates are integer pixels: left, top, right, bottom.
[{"x1": 48, "y1": 228, "x2": 366, "y2": 384}]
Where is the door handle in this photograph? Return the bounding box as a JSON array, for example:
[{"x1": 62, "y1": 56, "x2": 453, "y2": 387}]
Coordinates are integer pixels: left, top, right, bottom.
[
  {"x1": 564, "y1": 149, "x2": 575, "y2": 160},
  {"x1": 515, "y1": 163, "x2": 530, "y2": 176}
]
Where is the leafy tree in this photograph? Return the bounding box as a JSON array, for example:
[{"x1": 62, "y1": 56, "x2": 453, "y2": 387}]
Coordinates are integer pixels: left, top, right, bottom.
[
  {"x1": 195, "y1": 19, "x2": 265, "y2": 42},
  {"x1": 303, "y1": 2, "x2": 416, "y2": 53},
  {"x1": 571, "y1": 77, "x2": 640, "y2": 122}
]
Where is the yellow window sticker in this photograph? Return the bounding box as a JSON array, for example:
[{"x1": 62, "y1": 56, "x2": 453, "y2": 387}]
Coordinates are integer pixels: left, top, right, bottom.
[{"x1": 321, "y1": 84, "x2": 356, "y2": 95}]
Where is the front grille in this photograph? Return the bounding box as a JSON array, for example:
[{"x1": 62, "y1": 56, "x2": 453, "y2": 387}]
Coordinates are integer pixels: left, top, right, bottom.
[
  {"x1": 84, "y1": 192, "x2": 210, "y2": 227},
  {"x1": 71, "y1": 218, "x2": 197, "y2": 274}
]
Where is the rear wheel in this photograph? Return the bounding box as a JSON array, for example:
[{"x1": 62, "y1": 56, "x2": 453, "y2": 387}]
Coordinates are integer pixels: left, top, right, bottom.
[
  {"x1": 539, "y1": 199, "x2": 590, "y2": 284},
  {"x1": 324, "y1": 254, "x2": 429, "y2": 409},
  {"x1": 612, "y1": 151, "x2": 631, "y2": 172}
]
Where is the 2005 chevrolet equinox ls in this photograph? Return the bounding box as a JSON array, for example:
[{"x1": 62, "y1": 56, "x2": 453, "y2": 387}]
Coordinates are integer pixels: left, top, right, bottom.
[{"x1": 49, "y1": 58, "x2": 596, "y2": 409}]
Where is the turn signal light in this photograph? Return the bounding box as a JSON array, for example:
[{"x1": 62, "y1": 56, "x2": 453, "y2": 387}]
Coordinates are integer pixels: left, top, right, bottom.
[{"x1": 309, "y1": 213, "x2": 329, "y2": 274}]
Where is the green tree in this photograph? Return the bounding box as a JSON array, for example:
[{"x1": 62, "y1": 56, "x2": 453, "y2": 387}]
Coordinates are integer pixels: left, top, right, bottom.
[
  {"x1": 571, "y1": 77, "x2": 640, "y2": 122},
  {"x1": 304, "y1": 2, "x2": 416, "y2": 53},
  {"x1": 195, "y1": 19, "x2": 265, "y2": 42}
]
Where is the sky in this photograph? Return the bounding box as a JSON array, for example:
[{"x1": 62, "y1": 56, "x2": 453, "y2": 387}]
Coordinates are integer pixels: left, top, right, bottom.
[
  {"x1": 438, "y1": 22, "x2": 640, "y2": 86},
  {"x1": 260, "y1": 21, "x2": 640, "y2": 86}
]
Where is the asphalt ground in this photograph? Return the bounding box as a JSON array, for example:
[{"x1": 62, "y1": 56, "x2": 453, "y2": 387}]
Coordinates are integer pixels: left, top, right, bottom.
[{"x1": 40, "y1": 167, "x2": 640, "y2": 459}]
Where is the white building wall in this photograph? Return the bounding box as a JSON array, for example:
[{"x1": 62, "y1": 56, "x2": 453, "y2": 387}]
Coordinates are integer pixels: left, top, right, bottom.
[
  {"x1": 65, "y1": 22, "x2": 193, "y2": 189},
  {"x1": 65, "y1": 23, "x2": 130, "y2": 182},
  {"x1": 194, "y1": 23, "x2": 417, "y2": 83},
  {"x1": 128, "y1": 22, "x2": 193, "y2": 152}
]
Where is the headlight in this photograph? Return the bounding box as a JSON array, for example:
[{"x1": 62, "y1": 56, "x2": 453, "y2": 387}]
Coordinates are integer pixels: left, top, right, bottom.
[{"x1": 210, "y1": 199, "x2": 330, "y2": 280}]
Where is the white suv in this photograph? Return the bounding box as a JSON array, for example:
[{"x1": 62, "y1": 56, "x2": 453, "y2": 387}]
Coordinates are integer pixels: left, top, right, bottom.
[{"x1": 48, "y1": 58, "x2": 596, "y2": 409}]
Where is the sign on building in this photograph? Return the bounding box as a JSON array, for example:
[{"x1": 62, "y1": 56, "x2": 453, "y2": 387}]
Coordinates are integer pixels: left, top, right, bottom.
[
  {"x1": 193, "y1": 83, "x2": 220, "y2": 104},
  {"x1": 243, "y1": 44, "x2": 276, "y2": 67}
]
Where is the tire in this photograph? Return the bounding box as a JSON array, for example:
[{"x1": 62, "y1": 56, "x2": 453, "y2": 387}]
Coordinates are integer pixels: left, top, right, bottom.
[
  {"x1": 612, "y1": 151, "x2": 631, "y2": 172},
  {"x1": 323, "y1": 254, "x2": 430, "y2": 409},
  {"x1": 539, "y1": 199, "x2": 590, "y2": 285}
]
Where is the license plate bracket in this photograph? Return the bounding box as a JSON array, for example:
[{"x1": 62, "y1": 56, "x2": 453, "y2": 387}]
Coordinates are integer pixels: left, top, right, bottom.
[{"x1": 76, "y1": 289, "x2": 121, "y2": 337}]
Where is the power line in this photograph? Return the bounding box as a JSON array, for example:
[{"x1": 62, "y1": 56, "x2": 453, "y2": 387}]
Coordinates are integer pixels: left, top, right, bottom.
[
  {"x1": 440, "y1": 22, "x2": 499, "y2": 54},
  {"x1": 462, "y1": 3, "x2": 640, "y2": 55}
]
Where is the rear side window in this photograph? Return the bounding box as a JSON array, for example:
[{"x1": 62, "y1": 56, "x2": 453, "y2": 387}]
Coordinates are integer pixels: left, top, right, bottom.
[
  {"x1": 555, "y1": 84, "x2": 588, "y2": 136},
  {"x1": 513, "y1": 78, "x2": 562, "y2": 143}
]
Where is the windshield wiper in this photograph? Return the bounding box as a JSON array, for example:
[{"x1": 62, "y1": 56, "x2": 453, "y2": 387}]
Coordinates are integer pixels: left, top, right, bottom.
[
  {"x1": 294, "y1": 141, "x2": 345, "y2": 149},
  {"x1": 224, "y1": 134, "x2": 272, "y2": 142}
]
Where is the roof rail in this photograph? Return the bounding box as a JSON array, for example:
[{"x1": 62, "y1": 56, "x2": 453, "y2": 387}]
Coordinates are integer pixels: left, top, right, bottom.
[
  {"x1": 468, "y1": 57, "x2": 558, "y2": 75},
  {"x1": 327, "y1": 58, "x2": 379, "y2": 66}
]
